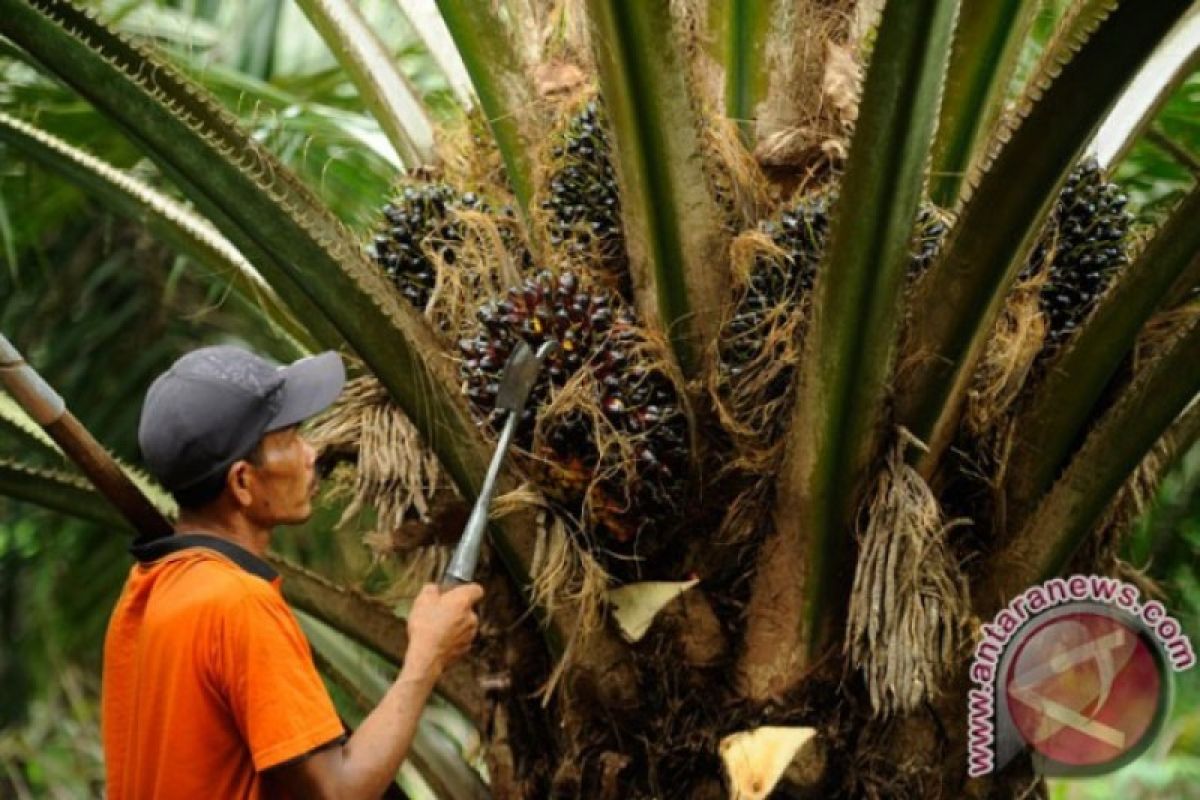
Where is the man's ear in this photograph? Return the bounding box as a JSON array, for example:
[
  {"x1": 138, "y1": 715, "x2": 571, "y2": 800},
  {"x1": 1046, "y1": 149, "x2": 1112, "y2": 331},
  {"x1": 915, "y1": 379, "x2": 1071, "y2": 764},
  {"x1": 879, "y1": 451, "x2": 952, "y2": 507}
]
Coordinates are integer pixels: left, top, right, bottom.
[{"x1": 227, "y1": 461, "x2": 255, "y2": 508}]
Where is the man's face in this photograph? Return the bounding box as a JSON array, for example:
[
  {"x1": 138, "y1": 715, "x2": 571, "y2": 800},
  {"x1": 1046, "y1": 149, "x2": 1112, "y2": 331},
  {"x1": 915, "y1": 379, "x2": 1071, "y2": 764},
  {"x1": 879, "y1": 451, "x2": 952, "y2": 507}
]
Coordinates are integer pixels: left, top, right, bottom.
[{"x1": 243, "y1": 425, "x2": 319, "y2": 526}]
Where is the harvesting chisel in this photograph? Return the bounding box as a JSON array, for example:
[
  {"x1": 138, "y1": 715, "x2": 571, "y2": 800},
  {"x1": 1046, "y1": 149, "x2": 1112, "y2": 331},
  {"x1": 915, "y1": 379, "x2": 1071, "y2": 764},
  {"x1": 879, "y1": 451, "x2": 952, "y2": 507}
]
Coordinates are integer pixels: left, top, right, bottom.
[{"x1": 442, "y1": 340, "x2": 557, "y2": 587}]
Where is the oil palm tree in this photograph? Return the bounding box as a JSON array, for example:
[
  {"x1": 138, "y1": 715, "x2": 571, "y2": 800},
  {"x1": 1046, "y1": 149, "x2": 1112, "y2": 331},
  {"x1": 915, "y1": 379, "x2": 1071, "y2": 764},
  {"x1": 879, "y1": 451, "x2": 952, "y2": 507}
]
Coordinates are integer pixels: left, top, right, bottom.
[{"x1": 1, "y1": 0, "x2": 1199, "y2": 797}]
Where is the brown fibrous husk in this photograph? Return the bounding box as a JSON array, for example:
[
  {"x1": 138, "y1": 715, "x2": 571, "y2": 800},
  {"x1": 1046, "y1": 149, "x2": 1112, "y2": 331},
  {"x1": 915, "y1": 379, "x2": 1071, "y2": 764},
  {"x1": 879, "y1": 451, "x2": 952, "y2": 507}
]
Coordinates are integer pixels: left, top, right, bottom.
[
  {"x1": 701, "y1": 112, "x2": 776, "y2": 231},
  {"x1": 964, "y1": 275, "x2": 1048, "y2": 438},
  {"x1": 1133, "y1": 302, "x2": 1200, "y2": 368},
  {"x1": 846, "y1": 432, "x2": 970, "y2": 717},
  {"x1": 755, "y1": 0, "x2": 858, "y2": 174},
  {"x1": 514, "y1": 497, "x2": 611, "y2": 703}
]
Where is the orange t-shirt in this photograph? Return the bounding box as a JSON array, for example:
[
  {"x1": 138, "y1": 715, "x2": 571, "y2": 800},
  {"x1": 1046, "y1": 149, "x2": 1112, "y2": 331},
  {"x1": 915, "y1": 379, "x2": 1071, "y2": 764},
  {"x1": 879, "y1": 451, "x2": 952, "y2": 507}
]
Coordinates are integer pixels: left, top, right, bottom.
[{"x1": 102, "y1": 534, "x2": 345, "y2": 799}]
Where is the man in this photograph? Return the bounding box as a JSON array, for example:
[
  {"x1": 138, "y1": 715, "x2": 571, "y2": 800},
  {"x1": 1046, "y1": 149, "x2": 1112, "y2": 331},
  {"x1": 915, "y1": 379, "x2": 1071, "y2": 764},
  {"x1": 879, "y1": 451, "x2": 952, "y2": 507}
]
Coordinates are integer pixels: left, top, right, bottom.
[{"x1": 103, "y1": 344, "x2": 483, "y2": 799}]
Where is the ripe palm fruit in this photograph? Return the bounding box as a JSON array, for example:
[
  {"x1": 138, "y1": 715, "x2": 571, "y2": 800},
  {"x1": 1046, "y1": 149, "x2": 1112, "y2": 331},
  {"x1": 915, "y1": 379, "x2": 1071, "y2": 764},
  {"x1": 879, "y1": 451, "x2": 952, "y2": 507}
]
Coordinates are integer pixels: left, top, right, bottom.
[
  {"x1": 459, "y1": 271, "x2": 688, "y2": 561},
  {"x1": 370, "y1": 182, "x2": 521, "y2": 309},
  {"x1": 542, "y1": 101, "x2": 628, "y2": 296},
  {"x1": 1024, "y1": 158, "x2": 1131, "y2": 348}
]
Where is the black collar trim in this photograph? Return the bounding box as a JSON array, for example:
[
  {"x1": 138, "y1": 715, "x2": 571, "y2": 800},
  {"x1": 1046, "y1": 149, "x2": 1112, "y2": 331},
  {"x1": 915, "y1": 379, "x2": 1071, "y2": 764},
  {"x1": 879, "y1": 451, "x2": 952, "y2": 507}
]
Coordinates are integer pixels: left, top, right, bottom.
[{"x1": 129, "y1": 533, "x2": 278, "y2": 582}]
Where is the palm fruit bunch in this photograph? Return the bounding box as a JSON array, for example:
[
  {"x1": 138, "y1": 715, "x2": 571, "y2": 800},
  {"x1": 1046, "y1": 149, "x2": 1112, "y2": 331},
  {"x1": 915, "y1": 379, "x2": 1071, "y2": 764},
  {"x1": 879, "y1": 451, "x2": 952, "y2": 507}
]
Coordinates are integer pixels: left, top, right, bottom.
[
  {"x1": 908, "y1": 204, "x2": 951, "y2": 280},
  {"x1": 1023, "y1": 157, "x2": 1131, "y2": 348},
  {"x1": 541, "y1": 101, "x2": 628, "y2": 295},
  {"x1": 459, "y1": 271, "x2": 688, "y2": 560},
  {"x1": 719, "y1": 190, "x2": 834, "y2": 383},
  {"x1": 369, "y1": 182, "x2": 523, "y2": 309}
]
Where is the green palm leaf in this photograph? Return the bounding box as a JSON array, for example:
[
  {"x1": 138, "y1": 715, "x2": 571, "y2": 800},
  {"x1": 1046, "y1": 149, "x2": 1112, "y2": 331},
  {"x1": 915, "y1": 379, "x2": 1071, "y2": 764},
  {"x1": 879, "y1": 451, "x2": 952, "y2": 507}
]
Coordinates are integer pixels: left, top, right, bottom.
[
  {"x1": 718, "y1": 0, "x2": 775, "y2": 145},
  {"x1": 432, "y1": 0, "x2": 539, "y2": 215},
  {"x1": 929, "y1": 0, "x2": 1038, "y2": 207},
  {"x1": 989, "y1": 316, "x2": 1200, "y2": 599}
]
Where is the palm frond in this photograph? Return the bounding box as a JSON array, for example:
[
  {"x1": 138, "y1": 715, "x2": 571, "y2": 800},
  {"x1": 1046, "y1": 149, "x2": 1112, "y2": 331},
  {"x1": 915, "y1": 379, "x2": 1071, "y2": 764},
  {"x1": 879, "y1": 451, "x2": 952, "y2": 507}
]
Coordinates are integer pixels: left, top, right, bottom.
[
  {"x1": 0, "y1": 109, "x2": 312, "y2": 354},
  {"x1": 718, "y1": 0, "x2": 774, "y2": 145},
  {"x1": 929, "y1": 0, "x2": 1039, "y2": 207},
  {"x1": 432, "y1": 0, "x2": 540, "y2": 215},
  {"x1": 896, "y1": 0, "x2": 1194, "y2": 476},
  {"x1": 395, "y1": 0, "x2": 474, "y2": 109},
  {"x1": 1091, "y1": 7, "x2": 1200, "y2": 168},
  {"x1": 991, "y1": 317, "x2": 1200, "y2": 599},
  {"x1": 743, "y1": 0, "x2": 959, "y2": 687},
  {"x1": 586, "y1": 0, "x2": 730, "y2": 376},
  {"x1": 294, "y1": 0, "x2": 436, "y2": 167}
]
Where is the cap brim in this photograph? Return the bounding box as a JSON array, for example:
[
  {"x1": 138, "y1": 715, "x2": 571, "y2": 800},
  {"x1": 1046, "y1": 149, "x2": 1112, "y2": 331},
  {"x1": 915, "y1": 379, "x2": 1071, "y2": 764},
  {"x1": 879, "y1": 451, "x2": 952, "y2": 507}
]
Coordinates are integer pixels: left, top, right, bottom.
[{"x1": 267, "y1": 351, "x2": 346, "y2": 432}]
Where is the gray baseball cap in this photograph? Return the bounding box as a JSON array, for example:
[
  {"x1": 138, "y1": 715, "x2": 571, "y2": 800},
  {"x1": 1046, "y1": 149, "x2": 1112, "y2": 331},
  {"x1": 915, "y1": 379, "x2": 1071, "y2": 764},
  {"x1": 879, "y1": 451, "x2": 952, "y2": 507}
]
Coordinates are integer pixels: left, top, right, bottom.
[{"x1": 137, "y1": 345, "x2": 345, "y2": 492}]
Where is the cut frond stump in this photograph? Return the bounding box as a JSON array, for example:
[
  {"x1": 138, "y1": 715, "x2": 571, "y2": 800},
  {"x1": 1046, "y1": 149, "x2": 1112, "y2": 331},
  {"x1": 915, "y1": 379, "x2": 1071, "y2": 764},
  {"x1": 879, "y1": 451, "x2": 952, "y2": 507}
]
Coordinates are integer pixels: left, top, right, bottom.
[
  {"x1": 607, "y1": 577, "x2": 700, "y2": 643},
  {"x1": 846, "y1": 433, "x2": 968, "y2": 717},
  {"x1": 719, "y1": 726, "x2": 818, "y2": 800}
]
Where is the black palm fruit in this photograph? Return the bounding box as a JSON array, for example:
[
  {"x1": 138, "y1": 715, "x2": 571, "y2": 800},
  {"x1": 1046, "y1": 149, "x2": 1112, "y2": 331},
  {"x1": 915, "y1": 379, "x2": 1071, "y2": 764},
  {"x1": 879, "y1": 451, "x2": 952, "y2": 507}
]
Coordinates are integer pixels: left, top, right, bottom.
[
  {"x1": 541, "y1": 101, "x2": 628, "y2": 296},
  {"x1": 459, "y1": 271, "x2": 687, "y2": 556},
  {"x1": 719, "y1": 191, "x2": 833, "y2": 386},
  {"x1": 1022, "y1": 158, "x2": 1131, "y2": 348},
  {"x1": 908, "y1": 204, "x2": 951, "y2": 279},
  {"x1": 369, "y1": 182, "x2": 523, "y2": 309}
]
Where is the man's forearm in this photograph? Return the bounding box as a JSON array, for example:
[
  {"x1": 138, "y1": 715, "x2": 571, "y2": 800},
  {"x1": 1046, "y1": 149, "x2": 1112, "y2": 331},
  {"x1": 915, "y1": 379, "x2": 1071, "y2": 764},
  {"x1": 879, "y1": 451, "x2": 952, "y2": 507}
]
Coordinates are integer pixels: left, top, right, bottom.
[{"x1": 334, "y1": 655, "x2": 440, "y2": 798}]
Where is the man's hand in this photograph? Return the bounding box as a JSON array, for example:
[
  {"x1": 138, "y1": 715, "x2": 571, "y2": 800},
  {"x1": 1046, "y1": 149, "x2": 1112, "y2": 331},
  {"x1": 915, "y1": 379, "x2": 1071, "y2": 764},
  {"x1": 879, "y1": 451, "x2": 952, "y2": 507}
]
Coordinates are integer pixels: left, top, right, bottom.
[{"x1": 403, "y1": 582, "x2": 483, "y2": 680}]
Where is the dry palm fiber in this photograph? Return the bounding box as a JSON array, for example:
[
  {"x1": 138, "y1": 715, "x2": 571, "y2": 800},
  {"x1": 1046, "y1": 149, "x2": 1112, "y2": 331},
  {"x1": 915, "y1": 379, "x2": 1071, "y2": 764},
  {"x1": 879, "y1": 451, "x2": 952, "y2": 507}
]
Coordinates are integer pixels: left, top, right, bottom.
[
  {"x1": 475, "y1": 489, "x2": 610, "y2": 703},
  {"x1": 1134, "y1": 301, "x2": 1200, "y2": 367},
  {"x1": 701, "y1": 110, "x2": 776, "y2": 233},
  {"x1": 755, "y1": 0, "x2": 861, "y2": 171},
  {"x1": 964, "y1": 275, "x2": 1048, "y2": 438},
  {"x1": 846, "y1": 433, "x2": 969, "y2": 717},
  {"x1": 715, "y1": 473, "x2": 777, "y2": 546},
  {"x1": 305, "y1": 374, "x2": 444, "y2": 547},
  {"x1": 459, "y1": 270, "x2": 690, "y2": 577},
  {"x1": 435, "y1": 110, "x2": 512, "y2": 198}
]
